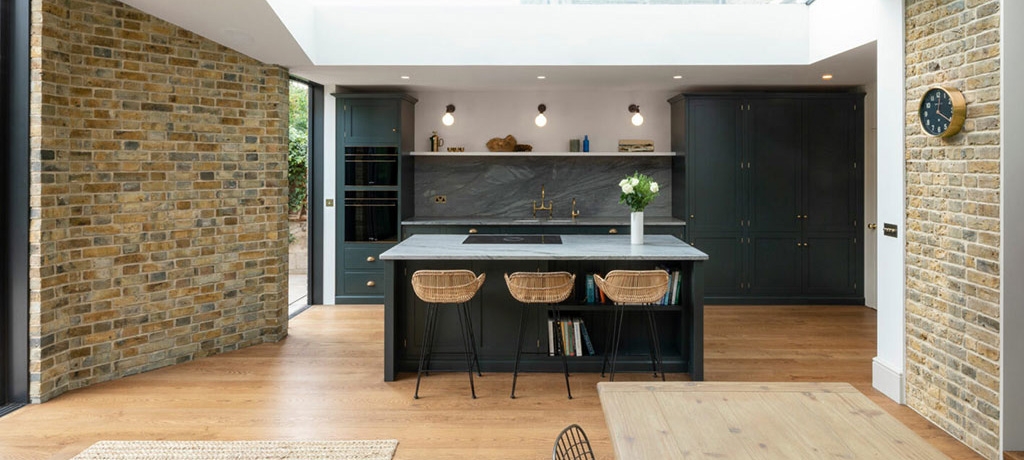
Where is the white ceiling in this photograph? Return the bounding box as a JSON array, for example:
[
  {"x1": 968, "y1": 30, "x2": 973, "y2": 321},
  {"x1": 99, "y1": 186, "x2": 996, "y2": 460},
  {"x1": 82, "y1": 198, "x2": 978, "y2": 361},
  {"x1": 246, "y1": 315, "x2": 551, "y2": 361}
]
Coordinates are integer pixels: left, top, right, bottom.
[{"x1": 117, "y1": 0, "x2": 877, "y2": 91}]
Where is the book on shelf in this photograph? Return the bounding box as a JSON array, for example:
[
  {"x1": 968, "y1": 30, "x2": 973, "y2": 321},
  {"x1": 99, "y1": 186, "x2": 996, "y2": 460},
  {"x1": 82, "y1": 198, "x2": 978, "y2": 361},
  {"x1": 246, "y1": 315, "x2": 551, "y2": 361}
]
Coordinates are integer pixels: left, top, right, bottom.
[
  {"x1": 585, "y1": 274, "x2": 595, "y2": 304},
  {"x1": 579, "y1": 320, "x2": 596, "y2": 356},
  {"x1": 573, "y1": 318, "x2": 583, "y2": 356},
  {"x1": 547, "y1": 315, "x2": 555, "y2": 356}
]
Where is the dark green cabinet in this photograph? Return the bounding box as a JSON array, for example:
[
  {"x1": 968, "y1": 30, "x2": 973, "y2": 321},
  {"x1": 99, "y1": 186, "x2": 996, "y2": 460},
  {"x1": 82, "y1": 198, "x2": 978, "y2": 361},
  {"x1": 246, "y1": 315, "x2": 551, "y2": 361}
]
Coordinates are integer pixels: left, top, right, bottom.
[
  {"x1": 671, "y1": 93, "x2": 864, "y2": 304},
  {"x1": 335, "y1": 94, "x2": 417, "y2": 304}
]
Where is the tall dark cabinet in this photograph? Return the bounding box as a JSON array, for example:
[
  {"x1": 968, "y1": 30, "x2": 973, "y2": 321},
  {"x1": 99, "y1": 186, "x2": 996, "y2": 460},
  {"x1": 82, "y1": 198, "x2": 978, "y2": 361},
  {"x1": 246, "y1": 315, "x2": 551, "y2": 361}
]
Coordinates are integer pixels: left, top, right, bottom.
[
  {"x1": 334, "y1": 94, "x2": 416, "y2": 304},
  {"x1": 671, "y1": 93, "x2": 864, "y2": 304}
]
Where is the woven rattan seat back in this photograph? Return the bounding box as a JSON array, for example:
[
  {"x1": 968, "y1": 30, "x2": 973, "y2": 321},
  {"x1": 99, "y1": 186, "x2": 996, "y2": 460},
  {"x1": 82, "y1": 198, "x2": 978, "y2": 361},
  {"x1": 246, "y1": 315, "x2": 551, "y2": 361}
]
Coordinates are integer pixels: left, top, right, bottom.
[
  {"x1": 593, "y1": 270, "x2": 670, "y2": 304},
  {"x1": 504, "y1": 272, "x2": 575, "y2": 304},
  {"x1": 411, "y1": 270, "x2": 486, "y2": 304},
  {"x1": 552, "y1": 424, "x2": 595, "y2": 460}
]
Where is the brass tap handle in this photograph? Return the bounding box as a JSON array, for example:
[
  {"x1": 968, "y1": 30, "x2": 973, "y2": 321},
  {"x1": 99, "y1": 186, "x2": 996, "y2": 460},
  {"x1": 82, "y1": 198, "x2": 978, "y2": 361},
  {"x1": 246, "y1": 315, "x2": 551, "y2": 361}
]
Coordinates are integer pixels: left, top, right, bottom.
[{"x1": 571, "y1": 198, "x2": 580, "y2": 220}]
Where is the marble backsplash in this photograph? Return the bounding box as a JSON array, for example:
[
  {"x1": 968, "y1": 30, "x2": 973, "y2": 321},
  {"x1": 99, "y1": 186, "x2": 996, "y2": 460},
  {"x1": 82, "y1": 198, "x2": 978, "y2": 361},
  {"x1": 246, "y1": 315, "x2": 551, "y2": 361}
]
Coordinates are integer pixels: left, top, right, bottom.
[{"x1": 412, "y1": 156, "x2": 673, "y2": 219}]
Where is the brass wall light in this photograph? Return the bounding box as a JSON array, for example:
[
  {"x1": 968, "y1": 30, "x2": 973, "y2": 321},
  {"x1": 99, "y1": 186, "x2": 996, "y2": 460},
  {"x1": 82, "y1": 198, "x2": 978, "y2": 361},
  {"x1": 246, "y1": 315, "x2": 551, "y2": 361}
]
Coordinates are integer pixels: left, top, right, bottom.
[
  {"x1": 535, "y1": 104, "x2": 548, "y2": 127},
  {"x1": 442, "y1": 104, "x2": 456, "y2": 126},
  {"x1": 628, "y1": 104, "x2": 644, "y2": 126}
]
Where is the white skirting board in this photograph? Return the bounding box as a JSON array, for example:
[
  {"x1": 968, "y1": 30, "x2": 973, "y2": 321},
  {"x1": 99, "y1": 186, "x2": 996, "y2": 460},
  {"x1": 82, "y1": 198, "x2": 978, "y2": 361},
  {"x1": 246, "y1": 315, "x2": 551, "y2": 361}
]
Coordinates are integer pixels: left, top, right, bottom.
[{"x1": 873, "y1": 357, "x2": 904, "y2": 404}]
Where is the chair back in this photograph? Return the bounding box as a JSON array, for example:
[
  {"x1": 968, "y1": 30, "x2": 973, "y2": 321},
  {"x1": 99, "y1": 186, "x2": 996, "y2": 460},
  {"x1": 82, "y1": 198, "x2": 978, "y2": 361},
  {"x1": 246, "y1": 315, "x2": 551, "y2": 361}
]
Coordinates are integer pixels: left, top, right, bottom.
[
  {"x1": 552, "y1": 424, "x2": 595, "y2": 460},
  {"x1": 593, "y1": 269, "x2": 670, "y2": 304},
  {"x1": 411, "y1": 270, "x2": 486, "y2": 304},
  {"x1": 504, "y1": 271, "x2": 575, "y2": 304}
]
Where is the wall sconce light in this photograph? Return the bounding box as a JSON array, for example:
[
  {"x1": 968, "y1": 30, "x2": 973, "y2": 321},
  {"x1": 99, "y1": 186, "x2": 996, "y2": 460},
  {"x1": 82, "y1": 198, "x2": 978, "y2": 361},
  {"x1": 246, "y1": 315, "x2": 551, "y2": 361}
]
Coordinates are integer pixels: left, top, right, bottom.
[
  {"x1": 535, "y1": 104, "x2": 547, "y2": 127},
  {"x1": 628, "y1": 104, "x2": 644, "y2": 126},
  {"x1": 442, "y1": 104, "x2": 456, "y2": 126}
]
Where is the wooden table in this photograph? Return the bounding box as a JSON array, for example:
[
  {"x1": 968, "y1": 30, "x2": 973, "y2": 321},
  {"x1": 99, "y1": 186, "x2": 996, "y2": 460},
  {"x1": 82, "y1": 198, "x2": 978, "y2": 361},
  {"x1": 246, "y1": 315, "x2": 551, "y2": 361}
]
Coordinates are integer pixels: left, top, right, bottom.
[{"x1": 597, "y1": 382, "x2": 949, "y2": 460}]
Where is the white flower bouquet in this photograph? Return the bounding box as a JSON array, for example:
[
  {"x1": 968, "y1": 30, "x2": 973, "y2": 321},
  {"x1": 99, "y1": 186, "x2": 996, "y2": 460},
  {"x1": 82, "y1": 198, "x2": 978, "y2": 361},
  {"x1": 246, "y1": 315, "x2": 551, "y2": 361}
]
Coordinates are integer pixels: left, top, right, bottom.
[{"x1": 618, "y1": 172, "x2": 660, "y2": 212}]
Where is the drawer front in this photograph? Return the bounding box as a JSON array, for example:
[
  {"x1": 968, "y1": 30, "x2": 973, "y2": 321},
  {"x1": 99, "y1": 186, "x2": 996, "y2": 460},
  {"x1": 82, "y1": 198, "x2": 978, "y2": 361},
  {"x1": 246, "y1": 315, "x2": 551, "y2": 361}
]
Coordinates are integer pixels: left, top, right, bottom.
[
  {"x1": 344, "y1": 271, "x2": 385, "y2": 295},
  {"x1": 344, "y1": 244, "x2": 391, "y2": 271}
]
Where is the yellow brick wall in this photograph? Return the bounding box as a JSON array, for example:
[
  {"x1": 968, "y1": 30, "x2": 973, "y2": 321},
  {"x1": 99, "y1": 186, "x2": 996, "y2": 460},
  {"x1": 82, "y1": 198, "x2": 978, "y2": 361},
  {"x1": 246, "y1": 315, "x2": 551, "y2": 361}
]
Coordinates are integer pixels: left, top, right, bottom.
[
  {"x1": 28, "y1": 0, "x2": 290, "y2": 402},
  {"x1": 904, "y1": 1, "x2": 1001, "y2": 458}
]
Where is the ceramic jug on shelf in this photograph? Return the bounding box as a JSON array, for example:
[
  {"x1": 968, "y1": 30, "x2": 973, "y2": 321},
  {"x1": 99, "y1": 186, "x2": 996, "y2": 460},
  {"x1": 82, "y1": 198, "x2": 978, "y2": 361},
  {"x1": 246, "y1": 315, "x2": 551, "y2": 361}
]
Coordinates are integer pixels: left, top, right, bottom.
[{"x1": 429, "y1": 131, "x2": 445, "y2": 152}]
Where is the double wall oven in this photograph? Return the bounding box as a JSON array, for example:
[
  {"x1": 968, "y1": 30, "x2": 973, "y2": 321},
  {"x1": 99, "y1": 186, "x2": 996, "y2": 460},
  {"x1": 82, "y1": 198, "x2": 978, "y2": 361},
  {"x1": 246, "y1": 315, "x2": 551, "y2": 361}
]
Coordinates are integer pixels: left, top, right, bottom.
[{"x1": 343, "y1": 146, "x2": 400, "y2": 243}]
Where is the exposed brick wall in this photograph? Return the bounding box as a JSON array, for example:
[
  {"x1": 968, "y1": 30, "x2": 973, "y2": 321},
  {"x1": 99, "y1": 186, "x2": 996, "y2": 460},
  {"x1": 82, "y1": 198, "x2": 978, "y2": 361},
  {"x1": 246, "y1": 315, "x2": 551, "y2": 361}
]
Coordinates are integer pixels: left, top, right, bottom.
[
  {"x1": 904, "y1": 1, "x2": 1001, "y2": 458},
  {"x1": 28, "y1": 0, "x2": 290, "y2": 402}
]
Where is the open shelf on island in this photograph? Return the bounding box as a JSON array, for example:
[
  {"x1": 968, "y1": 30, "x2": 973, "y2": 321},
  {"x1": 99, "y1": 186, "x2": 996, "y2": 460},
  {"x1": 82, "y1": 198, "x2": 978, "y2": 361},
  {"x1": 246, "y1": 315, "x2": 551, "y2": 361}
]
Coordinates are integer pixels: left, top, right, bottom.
[{"x1": 408, "y1": 151, "x2": 676, "y2": 157}]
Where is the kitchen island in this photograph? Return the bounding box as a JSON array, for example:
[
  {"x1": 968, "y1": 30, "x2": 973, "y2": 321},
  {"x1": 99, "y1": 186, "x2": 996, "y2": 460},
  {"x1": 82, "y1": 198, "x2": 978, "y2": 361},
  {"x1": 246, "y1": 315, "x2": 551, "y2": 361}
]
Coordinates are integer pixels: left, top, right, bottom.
[{"x1": 379, "y1": 234, "x2": 708, "y2": 382}]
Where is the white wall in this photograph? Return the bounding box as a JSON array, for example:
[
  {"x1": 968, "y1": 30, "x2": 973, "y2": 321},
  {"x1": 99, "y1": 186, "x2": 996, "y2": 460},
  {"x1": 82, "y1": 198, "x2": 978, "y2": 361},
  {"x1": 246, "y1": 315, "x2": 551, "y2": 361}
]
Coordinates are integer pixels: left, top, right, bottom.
[
  {"x1": 322, "y1": 94, "x2": 337, "y2": 305},
  {"x1": 863, "y1": 82, "x2": 878, "y2": 309},
  {"x1": 311, "y1": 5, "x2": 808, "y2": 65},
  {"x1": 808, "y1": 0, "x2": 879, "y2": 63},
  {"x1": 872, "y1": 0, "x2": 906, "y2": 404},
  {"x1": 411, "y1": 91, "x2": 675, "y2": 153},
  {"x1": 1002, "y1": 0, "x2": 1024, "y2": 451}
]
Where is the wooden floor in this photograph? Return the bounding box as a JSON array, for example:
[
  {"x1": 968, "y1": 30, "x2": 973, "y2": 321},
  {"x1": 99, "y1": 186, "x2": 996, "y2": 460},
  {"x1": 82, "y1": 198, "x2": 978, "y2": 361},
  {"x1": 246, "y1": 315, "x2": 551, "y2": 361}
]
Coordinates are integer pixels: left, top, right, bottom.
[{"x1": 0, "y1": 305, "x2": 982, "y2": 460}]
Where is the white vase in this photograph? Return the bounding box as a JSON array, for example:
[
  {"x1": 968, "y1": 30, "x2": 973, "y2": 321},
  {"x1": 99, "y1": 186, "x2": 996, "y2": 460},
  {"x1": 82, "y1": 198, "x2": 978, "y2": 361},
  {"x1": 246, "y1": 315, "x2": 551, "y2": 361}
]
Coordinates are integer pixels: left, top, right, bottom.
[{"x1": 630, "y1": 211, "x2": 644, "y2": 245}]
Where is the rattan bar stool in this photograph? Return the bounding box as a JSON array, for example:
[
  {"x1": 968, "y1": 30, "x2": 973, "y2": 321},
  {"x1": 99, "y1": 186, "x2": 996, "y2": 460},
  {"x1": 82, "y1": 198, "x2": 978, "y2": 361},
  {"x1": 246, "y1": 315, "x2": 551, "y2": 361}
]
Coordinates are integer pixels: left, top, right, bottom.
[
  {"x1": 504, "y1": 271, "x2": 576, "y2": 399},
  {"x1": 411, "y1": 269, "x2": 486, "y2": 399},
  {"x1": 593, "y1": 270, "x2": 670, "y2": 382}
]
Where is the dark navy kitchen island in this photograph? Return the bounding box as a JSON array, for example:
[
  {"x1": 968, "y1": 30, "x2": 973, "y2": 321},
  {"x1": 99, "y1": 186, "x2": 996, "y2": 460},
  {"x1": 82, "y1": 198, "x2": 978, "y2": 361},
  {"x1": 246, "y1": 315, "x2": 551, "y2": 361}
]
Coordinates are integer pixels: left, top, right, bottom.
[{"x1": 379, "y1": 234, "x2": 709, "y2": 382}]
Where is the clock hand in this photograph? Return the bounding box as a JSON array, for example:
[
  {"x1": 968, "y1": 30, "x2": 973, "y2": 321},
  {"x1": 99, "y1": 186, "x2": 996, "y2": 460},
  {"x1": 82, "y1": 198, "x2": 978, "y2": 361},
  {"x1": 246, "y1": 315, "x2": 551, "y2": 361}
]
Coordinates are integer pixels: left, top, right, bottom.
[{"x1": 936, "y1": 111, "x2": 951, "y2": 122}]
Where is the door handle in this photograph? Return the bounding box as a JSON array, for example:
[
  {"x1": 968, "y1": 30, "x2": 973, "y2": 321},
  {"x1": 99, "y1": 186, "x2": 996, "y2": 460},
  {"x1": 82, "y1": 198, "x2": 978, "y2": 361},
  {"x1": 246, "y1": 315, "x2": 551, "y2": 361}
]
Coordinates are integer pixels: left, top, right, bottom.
[{"x1": 868, "y1": 223, "x2": 878, "y2": 230}]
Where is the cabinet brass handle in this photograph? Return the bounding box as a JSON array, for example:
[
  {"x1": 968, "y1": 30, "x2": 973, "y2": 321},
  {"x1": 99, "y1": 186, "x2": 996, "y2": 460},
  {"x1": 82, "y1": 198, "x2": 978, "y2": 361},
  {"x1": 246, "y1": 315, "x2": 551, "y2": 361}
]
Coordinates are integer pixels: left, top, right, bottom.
[
  {"x1": 366, "y1": 256, "x2": 376, "y2": 263},
  {"x1": 392, "y1": 128, "x2": 397, "y2": 132},
  {"x1": 468, "y1": 228, "x2": 478, "y2": 234},
  {"x1": 366, "y1": 280, "x2": 376, "y2": 287},
  {"x1": 868, "y1": 223, "x2": 878, "y2": 230},
  {"x1": 609, "y1": 228, "x2": 618, "y2": 234}
]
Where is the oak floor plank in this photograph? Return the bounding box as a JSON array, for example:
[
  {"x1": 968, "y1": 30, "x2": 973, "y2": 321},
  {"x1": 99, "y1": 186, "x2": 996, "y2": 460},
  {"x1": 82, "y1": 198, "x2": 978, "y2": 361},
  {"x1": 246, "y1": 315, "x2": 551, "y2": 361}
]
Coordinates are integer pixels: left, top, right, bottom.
[{"x1": 0, "y1": 304, "x2": 983, "y2": 460}]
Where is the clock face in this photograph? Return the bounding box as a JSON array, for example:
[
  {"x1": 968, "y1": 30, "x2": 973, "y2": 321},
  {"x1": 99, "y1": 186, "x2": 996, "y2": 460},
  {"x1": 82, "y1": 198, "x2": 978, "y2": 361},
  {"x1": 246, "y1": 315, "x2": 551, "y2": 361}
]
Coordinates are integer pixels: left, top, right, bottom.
[{"x1": 919, "y1": 88, "x2": 957, "y2": 136}]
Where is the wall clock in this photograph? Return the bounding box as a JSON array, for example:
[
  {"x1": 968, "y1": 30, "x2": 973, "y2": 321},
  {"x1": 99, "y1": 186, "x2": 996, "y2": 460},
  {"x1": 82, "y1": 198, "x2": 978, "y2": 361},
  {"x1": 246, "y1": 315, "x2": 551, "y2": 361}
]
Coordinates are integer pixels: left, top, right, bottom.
[{"x1": 918, "y1": 86, "x2": 966, "y2": 138}]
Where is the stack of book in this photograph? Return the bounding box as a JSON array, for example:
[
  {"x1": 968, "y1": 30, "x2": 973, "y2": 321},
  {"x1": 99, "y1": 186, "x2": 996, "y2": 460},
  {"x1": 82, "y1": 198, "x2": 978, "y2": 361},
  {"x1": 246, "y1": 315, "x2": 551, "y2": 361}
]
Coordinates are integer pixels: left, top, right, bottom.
[
  {"x1": 584, "y1": 270, "x2": 685, "y2": 306},
  {"x1": 547, "y1": 314, "x2": 596, "y2": 357}
]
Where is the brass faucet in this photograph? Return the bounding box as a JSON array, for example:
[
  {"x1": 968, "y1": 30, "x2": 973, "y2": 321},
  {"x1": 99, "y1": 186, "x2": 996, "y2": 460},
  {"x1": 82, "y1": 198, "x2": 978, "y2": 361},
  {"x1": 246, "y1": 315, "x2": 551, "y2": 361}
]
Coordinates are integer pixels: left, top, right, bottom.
[
  {"x1": 571, "y1": 197, "x2": 580, "y2": 221},
  {"x1": 532, "y1": 184, "x2": 553, "y2": 218}
]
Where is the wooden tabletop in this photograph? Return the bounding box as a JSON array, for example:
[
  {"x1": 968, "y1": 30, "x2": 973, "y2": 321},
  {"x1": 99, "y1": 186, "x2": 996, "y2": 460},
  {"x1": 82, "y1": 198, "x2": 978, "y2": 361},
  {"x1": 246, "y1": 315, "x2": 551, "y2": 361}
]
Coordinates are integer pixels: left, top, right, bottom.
[{"x1": 597, "y1": 382, "x2": 949, "y2": 460}]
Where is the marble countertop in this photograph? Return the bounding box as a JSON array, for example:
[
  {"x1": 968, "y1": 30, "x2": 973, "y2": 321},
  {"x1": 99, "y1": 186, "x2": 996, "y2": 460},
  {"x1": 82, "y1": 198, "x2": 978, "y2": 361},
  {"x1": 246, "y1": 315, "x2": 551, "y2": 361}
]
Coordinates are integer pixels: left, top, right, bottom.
[
  {"x1": 379, "y1": 234, "x2": 709, "y2": 261},
  {"x1": 402, "y1": 216, "x2": 686, "y2": 226}
]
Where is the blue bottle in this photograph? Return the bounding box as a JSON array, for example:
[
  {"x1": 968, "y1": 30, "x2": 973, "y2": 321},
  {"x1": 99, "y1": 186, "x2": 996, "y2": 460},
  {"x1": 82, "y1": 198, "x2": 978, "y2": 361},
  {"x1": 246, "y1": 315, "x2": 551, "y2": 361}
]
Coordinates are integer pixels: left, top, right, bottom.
[{"x1": 582, "y1": 135, "x2": 590, "y2": 152}]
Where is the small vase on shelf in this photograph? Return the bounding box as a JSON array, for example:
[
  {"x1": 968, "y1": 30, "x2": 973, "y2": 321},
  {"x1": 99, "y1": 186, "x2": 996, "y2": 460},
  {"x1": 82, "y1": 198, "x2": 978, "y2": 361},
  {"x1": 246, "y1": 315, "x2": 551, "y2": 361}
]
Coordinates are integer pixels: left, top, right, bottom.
[{"x1": 630, "y1": 211, "x2": 644, "y2": 245}]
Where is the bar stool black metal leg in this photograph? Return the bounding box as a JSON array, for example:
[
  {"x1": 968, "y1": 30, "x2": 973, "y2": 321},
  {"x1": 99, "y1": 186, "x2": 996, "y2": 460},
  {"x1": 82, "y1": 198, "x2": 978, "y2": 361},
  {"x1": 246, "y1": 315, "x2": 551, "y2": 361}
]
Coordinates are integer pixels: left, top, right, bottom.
[
  {"x1": 422, "y1": 301, "x2": 440, "y2": 376},
  {"x1": 643, "y1": 305, "x2": 659, "y2": 377},
  {"x1": 414, "y1": 303, "x2": 437, "y2": 399},
  {"x1": 461, "y1": 302, "x2": 483, "y2": 377},
  {"x1": 609, "y1": 304, "x2": 626, "y2": 382},
  {"x1": 647, "y1": 308, "x2": 666, "y2": 381},
  {"x1": 455, "y1": 302, "x2": 477, "y2": 399},
  {"x1": 510, "y1": 305, "x2": 529, "y2": 398},
  {"x1": 601, "y1": 306, "x2": 616, "y2": 377},
  {"x1": 553, "y1": 306, "x2": 572, "y2": 399}
]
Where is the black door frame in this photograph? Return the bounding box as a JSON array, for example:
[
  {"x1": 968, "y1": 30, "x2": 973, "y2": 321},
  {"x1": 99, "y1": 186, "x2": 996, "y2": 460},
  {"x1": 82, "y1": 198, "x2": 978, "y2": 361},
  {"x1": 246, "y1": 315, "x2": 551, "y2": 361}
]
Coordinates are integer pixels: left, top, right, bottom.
[
  {"x1": 1, "y1": 0, "x2": 31, "y2": 406},
  {"x1": 290, "y1": 76, "x2": 324, "y2": 306}
]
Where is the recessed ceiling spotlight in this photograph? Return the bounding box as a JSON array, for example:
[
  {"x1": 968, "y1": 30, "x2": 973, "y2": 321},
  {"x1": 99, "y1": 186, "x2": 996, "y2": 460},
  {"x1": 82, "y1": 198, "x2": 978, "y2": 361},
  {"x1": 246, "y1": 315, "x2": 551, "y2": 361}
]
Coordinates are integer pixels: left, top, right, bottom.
[
  {"x1": 821, "y1": 74, "x2": 834, "y2": 80},
  {"x1": 400, "y1": 75, "x2": 410, "y2": 80},
  {"x1": 672, "y1": 75, "x2": 683, "y2": 79},
  {"x1": 537, "y1": 75, "x2": 546, "y2": 80}
]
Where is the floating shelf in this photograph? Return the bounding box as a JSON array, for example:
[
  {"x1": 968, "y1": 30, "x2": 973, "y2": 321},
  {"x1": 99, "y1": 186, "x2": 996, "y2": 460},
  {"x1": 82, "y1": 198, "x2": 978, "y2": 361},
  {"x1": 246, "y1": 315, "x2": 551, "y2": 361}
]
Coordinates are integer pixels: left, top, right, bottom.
[{"x1": 409, "y1": 151, "x2": 676, "y2": 157}]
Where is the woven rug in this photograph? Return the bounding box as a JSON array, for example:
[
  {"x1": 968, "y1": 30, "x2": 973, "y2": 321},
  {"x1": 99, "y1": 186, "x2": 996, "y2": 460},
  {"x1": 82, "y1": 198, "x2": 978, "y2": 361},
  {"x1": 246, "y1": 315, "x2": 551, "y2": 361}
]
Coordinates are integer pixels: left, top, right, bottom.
[{"x1": 71, "y1": 440, "x2": 399, "y2": 460}]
